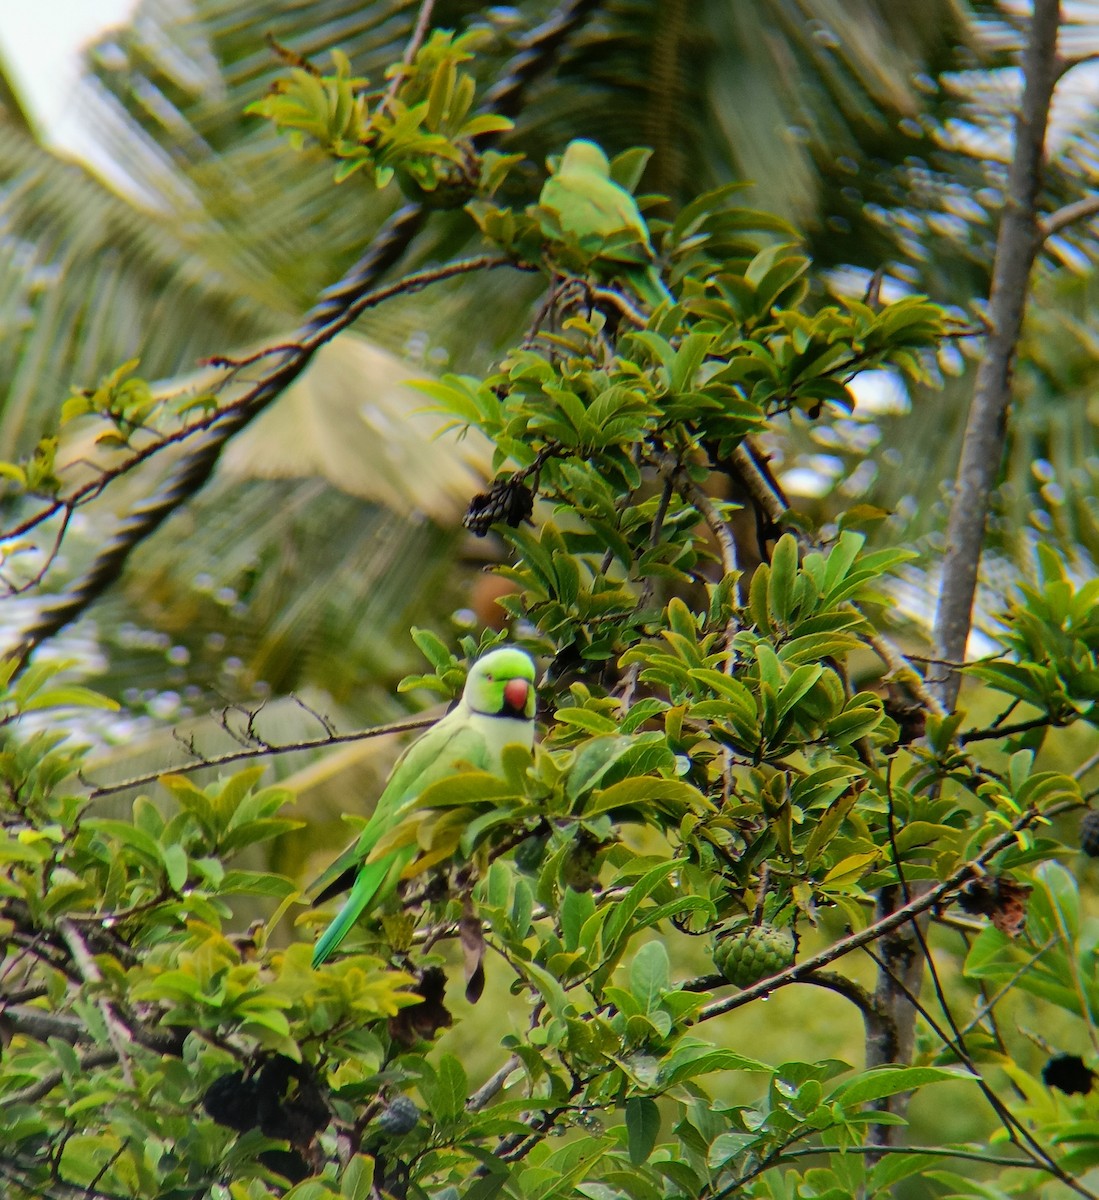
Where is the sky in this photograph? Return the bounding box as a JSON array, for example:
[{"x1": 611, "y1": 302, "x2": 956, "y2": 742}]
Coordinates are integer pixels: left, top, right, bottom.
[{"x1": 0, "y1": 1, "x2": 137, "y2": 152}]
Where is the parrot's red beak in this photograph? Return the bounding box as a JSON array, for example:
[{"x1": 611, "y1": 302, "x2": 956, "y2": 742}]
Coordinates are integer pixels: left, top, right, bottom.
[{"x1": 503, "y1": 678, "x2": 530, "y2": 715}]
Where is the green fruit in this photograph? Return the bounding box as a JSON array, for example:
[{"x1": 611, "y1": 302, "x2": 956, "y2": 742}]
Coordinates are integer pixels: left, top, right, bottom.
[{"x1": 713, "y1": 923, "x2": 795, "y2": 988}]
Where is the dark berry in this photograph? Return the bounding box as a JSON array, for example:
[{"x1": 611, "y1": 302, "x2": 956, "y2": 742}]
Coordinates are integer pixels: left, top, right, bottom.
[
  {"x1": 1042, "y1": 1053, "x2": 1095, "y2": 1095},
  {"x1": 203, "y1": 1071, "x2": 259, "y2": 1132},
  {"x1": 1080, "y1": 810, "x2": 1099, "y2": 857},
  {"x1": 377, "y1": 1095, "x2": 421, "y2": 1135},
  {"x1": 464, "y1": 477, "x2": 534, "y2": 536}
]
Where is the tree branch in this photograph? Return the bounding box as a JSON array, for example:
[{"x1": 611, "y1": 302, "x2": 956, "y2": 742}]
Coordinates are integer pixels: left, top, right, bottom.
[
  {"x1": 655, "y1": 453, "x2": 740, "y2": 581},
  {"x1": 467, "y1": 1056, "x2": 520, "y2": 1112},
  {"x1": 82, "y1": 713, "x2": 437, "y2": 799},
  {"x1": 862, "y1": 944, "x2": 1099, "y2": 1199},
  {"x1": 1040, "y1": 193, "x2": 1099, "y2": 241},
  {"x1": 695, "y1": 798, "x2": 1071, "y2": 1024},
  {"x1": 0, "y1": 1003, "x2": 86, "y2": 1043},
  {"x1": 8, "y1": 253, "x2": 511, "y2": 662},
  {"x1": 931, "y1": 0, "x2": 1062, "y2": 710},
  {"x1": 5, "y1": 1048, "x2": 117, "y2": 1106},
  {"x1": 57, "y1": 918, "x2": 135, "y2": 1085}
]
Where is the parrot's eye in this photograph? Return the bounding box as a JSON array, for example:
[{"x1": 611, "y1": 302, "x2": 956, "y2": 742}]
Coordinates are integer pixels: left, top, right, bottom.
[{"x1": 485, "y1": 673, "x2": 494, "y2": 681}]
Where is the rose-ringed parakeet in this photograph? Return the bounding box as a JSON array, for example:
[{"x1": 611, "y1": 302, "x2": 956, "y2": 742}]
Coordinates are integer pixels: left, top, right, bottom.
[
  {"x1": 310, "y1": 647, "x2": 536, "y2": 967},
  {"x1": 537, "y1": 138, "x2": 673, "y2": 309}
]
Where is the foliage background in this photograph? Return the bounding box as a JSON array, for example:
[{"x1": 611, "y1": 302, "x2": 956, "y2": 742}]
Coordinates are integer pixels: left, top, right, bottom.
[{"x1": 0, "y1": 1, "x2": 1097, "y2": 1198}]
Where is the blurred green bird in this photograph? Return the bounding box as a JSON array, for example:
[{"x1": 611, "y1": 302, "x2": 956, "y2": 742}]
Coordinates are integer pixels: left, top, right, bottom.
[{"x1": 537, "y1": 138, "x2": 673, "y2": 308}]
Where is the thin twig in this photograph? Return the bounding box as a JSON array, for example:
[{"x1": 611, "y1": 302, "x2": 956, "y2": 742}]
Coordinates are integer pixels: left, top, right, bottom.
[
  {"x1": 82, "y1": 713, "x2": 437, "y2": 799},
  {"x1": 863, "y1": 944, "x2": 1099, "y2": 1199},
  {"x1": 695, "y1": 797, "x2": 1075, "y2": 1024},
  {"x1": 4, "y1": 0, "x2": 606, "y2": 654},
  {"x1": 862, "y1": 630, "x2": 946, "y2": 718},
  {"x1": 959, "y1": 714, "x2": 1067, "y2": 744},
  {"x1": 1041, "y1": 193, "x2": 1099, "y2": 240},
  {"x1": 467, "y1": 1056, "x2": 519, "y2": 1112},
  {"x1": 3, "y1": 256, "x2": 507, "y2": 561},
  {"x1": 655, "y1": 453, "x2": 739, "y2": 582},
  {"x1": 377, "y1": 0, "x2": 438, "y2": 116},
  {"x1": 57, "y1": 919, "x2": 134, "y2": 1086},
  {"x1": 1073, "y1": 748, "x2": 1099, "y2": 780},
  {"x1": 798, "y1": 1142, "x2": 1049, "y2": 1169}
]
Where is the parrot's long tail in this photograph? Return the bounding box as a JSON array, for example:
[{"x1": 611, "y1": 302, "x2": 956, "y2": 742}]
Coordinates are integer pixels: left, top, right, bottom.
[{"x1": 311, "y1": 858, "x2": 390, "y2": 967}]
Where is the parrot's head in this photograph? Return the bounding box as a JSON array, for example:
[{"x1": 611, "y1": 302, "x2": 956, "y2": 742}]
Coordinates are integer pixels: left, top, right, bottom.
[
  {"x1": 558, "y1": 139, "x2": 611, "y2": 177},
  {"x1": 465, "y1": 647, "x2": 536, "y2": 720}
]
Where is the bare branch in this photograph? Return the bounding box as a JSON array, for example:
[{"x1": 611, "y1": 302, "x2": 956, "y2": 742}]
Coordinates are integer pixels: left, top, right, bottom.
[
  {"x1": 4, "y1": 1049, "x2": 117, "y2": 1106},
  {"x1": 863, "y1": 943, "x2": 1099, "y2": 1199},
  {"x1": 0, "y1": 1003, "x2": 86, "y2": 1042},
  {"x1": 932, "y1": 0, "x2": 1062, "y2": 710},
  {"x1": 1040, "y1": 193, "x2": 1099, "y2": 241},
  {"x1": 377, "y1": 0, "x2": 438, "y2": 116},
  {"x1": 862, "y1": 630, "x2": 946, "y2": 718},
  {"x1": 7, "y1": 253, "x2": 512, "y2": 663},
  {"x1": 467, "y1": 1056, "x2": 520, "y2": 1112},
  {"x1": 805, "y1": 970, "x2": 882, "y2": 1021},
  {"x1": 959, "y1": 713, "x2": 1070, "y2": 744},
  {"x1": 1073, "y1": 747, "x2": 1099, "y2": 781},
  {"x1": 82, "y1": 713, "x2": 437, "y2": 800},
  {"x1": 655, "y1": 453, "x2": 739, "y2": 582},
  {"x1": 57, "y1": 918, "x2": 134, "y2": 1085},
  {"x1": 696, "y1": 796, "x2": 1075, "y2": 1024},
  {"x1": 6, "y1": 0, "x2": 608, "y2": 666},
  {"x1": 728, "y1": 442, "x2": 788, "y2": 527}
]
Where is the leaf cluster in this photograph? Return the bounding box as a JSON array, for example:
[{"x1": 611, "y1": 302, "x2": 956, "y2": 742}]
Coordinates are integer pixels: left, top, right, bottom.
[{"x1": 246, "y1": 34, "x2": 514, "y2": 203}]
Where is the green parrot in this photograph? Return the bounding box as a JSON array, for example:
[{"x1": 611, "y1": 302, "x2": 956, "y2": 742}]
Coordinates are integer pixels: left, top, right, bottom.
[
  {"x1": 310, "y1": 646, "x2": 536, "y2": 967},
  {"x1": 537, "y1": 138, "x2": 673, "y2": 309}
]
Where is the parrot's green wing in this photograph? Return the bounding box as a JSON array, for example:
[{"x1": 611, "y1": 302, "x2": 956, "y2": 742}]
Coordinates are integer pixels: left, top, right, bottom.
[
  {"x1": 309, "y1": 718, "x2": 478, "y2": 900},
  {"x1": 310, "y1": 717, "x2": 491, "y2": 966}
]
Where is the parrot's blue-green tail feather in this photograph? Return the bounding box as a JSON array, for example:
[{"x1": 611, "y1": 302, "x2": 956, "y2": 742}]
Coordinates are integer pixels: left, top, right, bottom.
[{"x1": 311, "y1": 859, "x2": 390, "y2": 967}]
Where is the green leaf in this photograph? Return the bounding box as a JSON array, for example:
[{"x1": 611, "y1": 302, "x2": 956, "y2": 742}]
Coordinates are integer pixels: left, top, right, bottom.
[
  {"x1": 218, "y1": 870, "x2": 297, "y2": 899},
  {"x1": 658, "y1": 1046, "x2": 769, "y2": 1087},
  {"x1": 411, "y1": 627, "x2": 456, "y2": 672},
  {"x1": 584, "y1": 777, "x2": 709, "y2": 819},
  {"x1": 561, "y1": 886, "x2": 597, "y2": 954},
  {"x1": 625, "y1": 1097, "x2": 661, "y2": 1165},
  {"x1": 830, "y1": 1065, "x2": 970, "y2": 1106},
  {"x1": 415, "y1": 772, "x2": 518, "y2": 808},
  {"x1": 342, "y1": 1156, "x2": 375, "y2": 1200},
  {"x1": 629, "y1": 941, "x2": 670, "y2": 1013},
  {"x1": 160, "y1": 843, "x2": 189, "y2": 892},
  {"x1": 85, "y1": 819, "x2": 163, "y2": 864},
  {"x1": 22, "y1": 687, "x2": 120, "y2": 713},
  {"x1": 556, "y1": 708, "x2": 621, "y2": 735},
  {"x1": 434, "y1": 1053, "x2": 469, "y2": 1124},
  {"x1": 282, "y1": 1182, "x2": 329, "y2": 1200}
]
